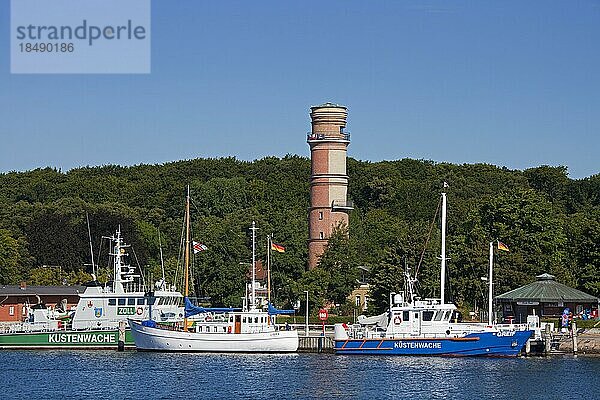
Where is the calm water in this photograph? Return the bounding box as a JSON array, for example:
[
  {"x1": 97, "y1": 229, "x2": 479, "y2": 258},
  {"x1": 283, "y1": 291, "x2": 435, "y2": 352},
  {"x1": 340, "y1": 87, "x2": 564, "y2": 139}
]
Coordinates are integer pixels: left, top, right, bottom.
[{"x1": 1, "y1": 351, "x2": 599, "y2": 400}]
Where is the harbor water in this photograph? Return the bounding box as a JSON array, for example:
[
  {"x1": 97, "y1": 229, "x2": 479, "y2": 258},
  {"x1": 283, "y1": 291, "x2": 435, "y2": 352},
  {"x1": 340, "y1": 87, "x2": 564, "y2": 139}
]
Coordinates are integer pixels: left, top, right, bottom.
[{"x1": 2, "y1": 351, "x2": 599, "y2": 399}]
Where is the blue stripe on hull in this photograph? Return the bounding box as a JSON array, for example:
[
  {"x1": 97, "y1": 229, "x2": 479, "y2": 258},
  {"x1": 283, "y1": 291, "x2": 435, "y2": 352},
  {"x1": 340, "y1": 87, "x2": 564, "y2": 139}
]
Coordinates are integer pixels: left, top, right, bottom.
[{"x1": 335, "y1": 331, "x2": 533, "y2": 357}]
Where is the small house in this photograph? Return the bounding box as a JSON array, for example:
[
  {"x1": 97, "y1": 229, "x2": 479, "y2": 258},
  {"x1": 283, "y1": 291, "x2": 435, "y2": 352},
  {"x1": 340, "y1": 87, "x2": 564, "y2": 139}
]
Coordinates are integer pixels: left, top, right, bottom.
[{"x1": 495, "y1": 273, "x2": 599, "y2": 323}]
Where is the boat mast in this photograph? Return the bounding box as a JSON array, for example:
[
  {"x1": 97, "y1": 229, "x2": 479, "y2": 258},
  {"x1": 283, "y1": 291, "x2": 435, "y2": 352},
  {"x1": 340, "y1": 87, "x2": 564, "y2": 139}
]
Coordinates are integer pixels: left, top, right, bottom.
[
  {"x1": 440, "y1": 189, "x2": 448, "y2": 304},
  {"x1": 250, "y1": 221, "x2": 258, "y2": 310},
  {"x1": 488, "y1": 241, "x2": 494, "y2": 325},
  {"x1": 184, "y1": 185, "x2": 191, "y2": 330}
]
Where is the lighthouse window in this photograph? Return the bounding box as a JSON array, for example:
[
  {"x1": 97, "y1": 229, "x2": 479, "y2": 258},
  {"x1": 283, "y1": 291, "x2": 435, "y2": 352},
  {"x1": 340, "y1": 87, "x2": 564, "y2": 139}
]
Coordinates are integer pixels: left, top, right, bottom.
[
  {"x1": 108, "y1": 299, "x2": 116, "y2": 306},
  {"x1": 319, "y1": 232, "x2": 324, "y2": 239},
  {"x1": 128, "y1": 298, "x2": 136, "y2": 306},
  {"x1": 118, "y1": 298, "x2": 126, "y2": 306},
  {"x1": 422, "y1": 311, "x2": 434, "y2": 321},
  {"x1": 318, "y1": 212, "x2": 323, "y2": 220}
]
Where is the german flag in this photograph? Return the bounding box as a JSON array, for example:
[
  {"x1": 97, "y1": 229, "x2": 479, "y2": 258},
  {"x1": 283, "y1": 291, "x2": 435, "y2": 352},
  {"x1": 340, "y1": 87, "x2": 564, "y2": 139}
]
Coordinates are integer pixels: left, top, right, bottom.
[
  {"x1": 497, "y1": 241, "x2": 510, "y2": 252},
  {"x1": 271, "y1": 242, "x2": 286, "y2": 253}
]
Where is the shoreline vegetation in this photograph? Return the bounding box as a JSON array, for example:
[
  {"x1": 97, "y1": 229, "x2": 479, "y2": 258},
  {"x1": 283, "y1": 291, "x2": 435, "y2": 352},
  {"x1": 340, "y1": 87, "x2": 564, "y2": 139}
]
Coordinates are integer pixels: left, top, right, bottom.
[{"x1": 0, "y1": 156, "x2": 598, "y2": 317}]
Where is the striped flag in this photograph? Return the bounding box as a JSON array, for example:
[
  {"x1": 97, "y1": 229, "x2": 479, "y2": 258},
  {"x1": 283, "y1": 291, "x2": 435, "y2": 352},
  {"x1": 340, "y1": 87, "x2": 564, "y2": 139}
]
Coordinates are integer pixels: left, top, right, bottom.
[
  {"x1": 271, "y1": 242, "x2": 285, "y2": 253},
  {"x1": 497, "y1": 241, "x2": 509, "y2": 252},
  {"x1": 193, "y1": 241, "x2": 208, "y2": 253}
]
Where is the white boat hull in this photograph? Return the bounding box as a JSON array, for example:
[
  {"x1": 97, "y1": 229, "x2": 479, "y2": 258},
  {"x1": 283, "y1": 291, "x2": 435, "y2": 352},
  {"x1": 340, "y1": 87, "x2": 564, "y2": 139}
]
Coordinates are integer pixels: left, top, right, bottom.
[{"x1": 129, "y1": 320, "x2": 298, "y2": 353}]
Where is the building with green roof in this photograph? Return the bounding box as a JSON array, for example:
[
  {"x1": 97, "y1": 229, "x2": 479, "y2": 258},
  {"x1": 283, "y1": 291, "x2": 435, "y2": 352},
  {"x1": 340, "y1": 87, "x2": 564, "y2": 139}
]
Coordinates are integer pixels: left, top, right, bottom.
[{"x1": 495, "y1": 273, "x2": 599, "y2": 323}]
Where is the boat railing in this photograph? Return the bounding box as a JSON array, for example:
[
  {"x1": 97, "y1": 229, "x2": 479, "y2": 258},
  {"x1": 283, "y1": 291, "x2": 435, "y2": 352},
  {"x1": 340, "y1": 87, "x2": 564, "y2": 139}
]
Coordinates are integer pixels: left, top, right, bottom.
[{"x1": 0, "y1": 320, "x2": 70, "y2": 334}]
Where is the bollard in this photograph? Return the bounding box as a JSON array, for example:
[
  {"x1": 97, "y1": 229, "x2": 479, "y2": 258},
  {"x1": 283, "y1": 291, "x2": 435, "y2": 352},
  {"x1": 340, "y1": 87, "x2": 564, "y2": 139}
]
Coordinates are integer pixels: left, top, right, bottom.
[
  {"x1": 544, "y1": 324, "x2": 551, "y2": 355},
  {"x1": 572, "y1": 322, "x2": 578, "y2": 356},
  {"x1": 118, "y1": 320, "x2": 126, "y2": 351}
]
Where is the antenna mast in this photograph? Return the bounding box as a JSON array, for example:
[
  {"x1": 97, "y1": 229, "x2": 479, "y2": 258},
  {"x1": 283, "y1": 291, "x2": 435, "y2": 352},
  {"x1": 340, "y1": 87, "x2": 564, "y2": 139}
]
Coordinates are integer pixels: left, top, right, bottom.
[{"x1": 440, "y1": 190, "x2": 447, "y2": 304}]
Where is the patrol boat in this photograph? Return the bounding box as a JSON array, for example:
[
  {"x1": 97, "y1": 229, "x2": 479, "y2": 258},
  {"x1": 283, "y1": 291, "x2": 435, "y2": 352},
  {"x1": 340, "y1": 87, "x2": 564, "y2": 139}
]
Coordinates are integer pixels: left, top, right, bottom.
[
  {"x1": 0, "y1": 228, "x2": 184, "y2": 349},
  {"x1": 129, "y1": 190, "x2": 298, "y2": 352},
  {"x1": 334, "y1": 190, "x2": 533, "y2": 356}
]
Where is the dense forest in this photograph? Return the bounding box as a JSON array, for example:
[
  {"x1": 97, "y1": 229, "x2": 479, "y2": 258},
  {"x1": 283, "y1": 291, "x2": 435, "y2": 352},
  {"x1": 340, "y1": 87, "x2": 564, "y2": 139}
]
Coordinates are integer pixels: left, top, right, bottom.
[{"x1": 0, "y1": 156, "x2": 598, "y2": 316}]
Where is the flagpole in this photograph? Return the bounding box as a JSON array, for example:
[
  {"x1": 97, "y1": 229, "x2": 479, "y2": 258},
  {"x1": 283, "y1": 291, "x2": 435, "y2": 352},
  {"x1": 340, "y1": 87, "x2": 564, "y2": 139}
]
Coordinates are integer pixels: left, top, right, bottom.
[
  {"x1": 267, "y1": 235, "x2": 272, "y2": 305},
  {"x1": 488, "y1": 241, "x2": 494, "y2": 326},
  {"x1": 267, "y1": 234, "x2": 272, "y2": 325}
]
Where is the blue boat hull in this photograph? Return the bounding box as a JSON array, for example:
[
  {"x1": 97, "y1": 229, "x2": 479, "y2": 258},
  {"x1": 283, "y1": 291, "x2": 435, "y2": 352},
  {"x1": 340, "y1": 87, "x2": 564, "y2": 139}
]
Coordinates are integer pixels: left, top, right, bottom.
[{"x1": 334, "y1": 330, "x2": 533, "y2": 357}]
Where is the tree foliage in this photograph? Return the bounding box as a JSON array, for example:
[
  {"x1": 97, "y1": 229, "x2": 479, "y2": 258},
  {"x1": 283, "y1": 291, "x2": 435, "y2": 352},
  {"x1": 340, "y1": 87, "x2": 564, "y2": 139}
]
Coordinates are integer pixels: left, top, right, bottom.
[{"x1": 0, "y1": 157, "x2": 597, "y2": 315}]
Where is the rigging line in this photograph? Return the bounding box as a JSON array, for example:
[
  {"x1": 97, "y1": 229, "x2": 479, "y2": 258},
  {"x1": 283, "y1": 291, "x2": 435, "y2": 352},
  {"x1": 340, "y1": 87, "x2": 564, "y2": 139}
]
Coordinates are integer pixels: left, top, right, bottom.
[
  {"x1": 189, "y1": 196, "x2": 203, "y2": 217},
  {"x1": 85, "y1": 212, "x2": 96, "y2": 277},
  {"x1": 189, "y1": 223, "x2": 197, "y2": 298},
  {"x1": 174, "y1": 207, "x2": 186, "y2": 293},
  {"x1": 96, "y1": 237, "x2": 104, "y2": 283},
  {"x1": 130, "y1": 246, "x2": 146, "y2": 291},
  {"x1": 415, "y1": 195, "x2": 442, "y2": 278}
]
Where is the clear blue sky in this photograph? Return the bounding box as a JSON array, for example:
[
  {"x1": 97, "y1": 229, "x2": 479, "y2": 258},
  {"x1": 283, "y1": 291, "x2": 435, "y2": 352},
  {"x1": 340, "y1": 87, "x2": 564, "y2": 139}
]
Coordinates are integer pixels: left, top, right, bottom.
[{"x1": 1, "y1": 1, "x2": 599, "y2": 178}]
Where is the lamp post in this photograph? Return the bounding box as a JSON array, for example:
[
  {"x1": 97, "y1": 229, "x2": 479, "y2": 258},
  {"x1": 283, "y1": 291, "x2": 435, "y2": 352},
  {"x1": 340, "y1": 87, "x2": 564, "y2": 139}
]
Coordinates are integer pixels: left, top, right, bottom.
[{"x1": 304, "y1": 290, "x2": 309, "y2": 337}]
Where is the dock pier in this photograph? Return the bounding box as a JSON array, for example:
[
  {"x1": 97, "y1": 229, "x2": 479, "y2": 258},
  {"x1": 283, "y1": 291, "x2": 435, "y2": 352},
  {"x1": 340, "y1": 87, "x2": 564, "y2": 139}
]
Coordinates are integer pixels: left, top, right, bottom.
[
  {"x1": 298, "y1": 335, "x2": 334, "y2": 353},
  {"x1": 288, "y1": 324, "x2": 335, "y2": 353}
]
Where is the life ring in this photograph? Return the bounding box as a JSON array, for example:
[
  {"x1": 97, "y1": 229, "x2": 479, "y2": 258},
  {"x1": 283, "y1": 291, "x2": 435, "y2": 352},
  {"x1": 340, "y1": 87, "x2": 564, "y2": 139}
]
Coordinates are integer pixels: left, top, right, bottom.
[
  {"x1": 394, "y1": 316, "x2": 402, "y2": 325},
  {"x1": 136, "y1": 307, "x2": 143, "y2": 315},
  {"x1": 227, "y1": 326, "x2": 232, "y2": 334},
  {"x1": 205, "y1": 315, "x2": 212, "y2": 322}
]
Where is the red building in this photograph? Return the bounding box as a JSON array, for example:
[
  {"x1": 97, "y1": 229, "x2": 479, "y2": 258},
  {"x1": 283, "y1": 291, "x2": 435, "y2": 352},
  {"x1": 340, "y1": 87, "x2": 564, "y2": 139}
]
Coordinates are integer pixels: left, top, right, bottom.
[{"x1": 0, "y1": 284, "x2": 84, "y2": 322}]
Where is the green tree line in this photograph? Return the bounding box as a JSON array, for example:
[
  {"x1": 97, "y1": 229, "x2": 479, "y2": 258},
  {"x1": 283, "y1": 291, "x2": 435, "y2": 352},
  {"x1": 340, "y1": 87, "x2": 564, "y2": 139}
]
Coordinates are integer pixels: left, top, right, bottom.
[{"x1": 0, "y1": 157, "x2": 598, "y2": 315}]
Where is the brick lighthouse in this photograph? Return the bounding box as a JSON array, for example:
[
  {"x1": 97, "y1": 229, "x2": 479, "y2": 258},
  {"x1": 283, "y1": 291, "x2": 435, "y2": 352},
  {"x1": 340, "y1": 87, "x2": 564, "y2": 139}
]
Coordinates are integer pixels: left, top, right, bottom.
[{"x1": 307, "y1": 103, "x2": 353, "y2": 269}]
